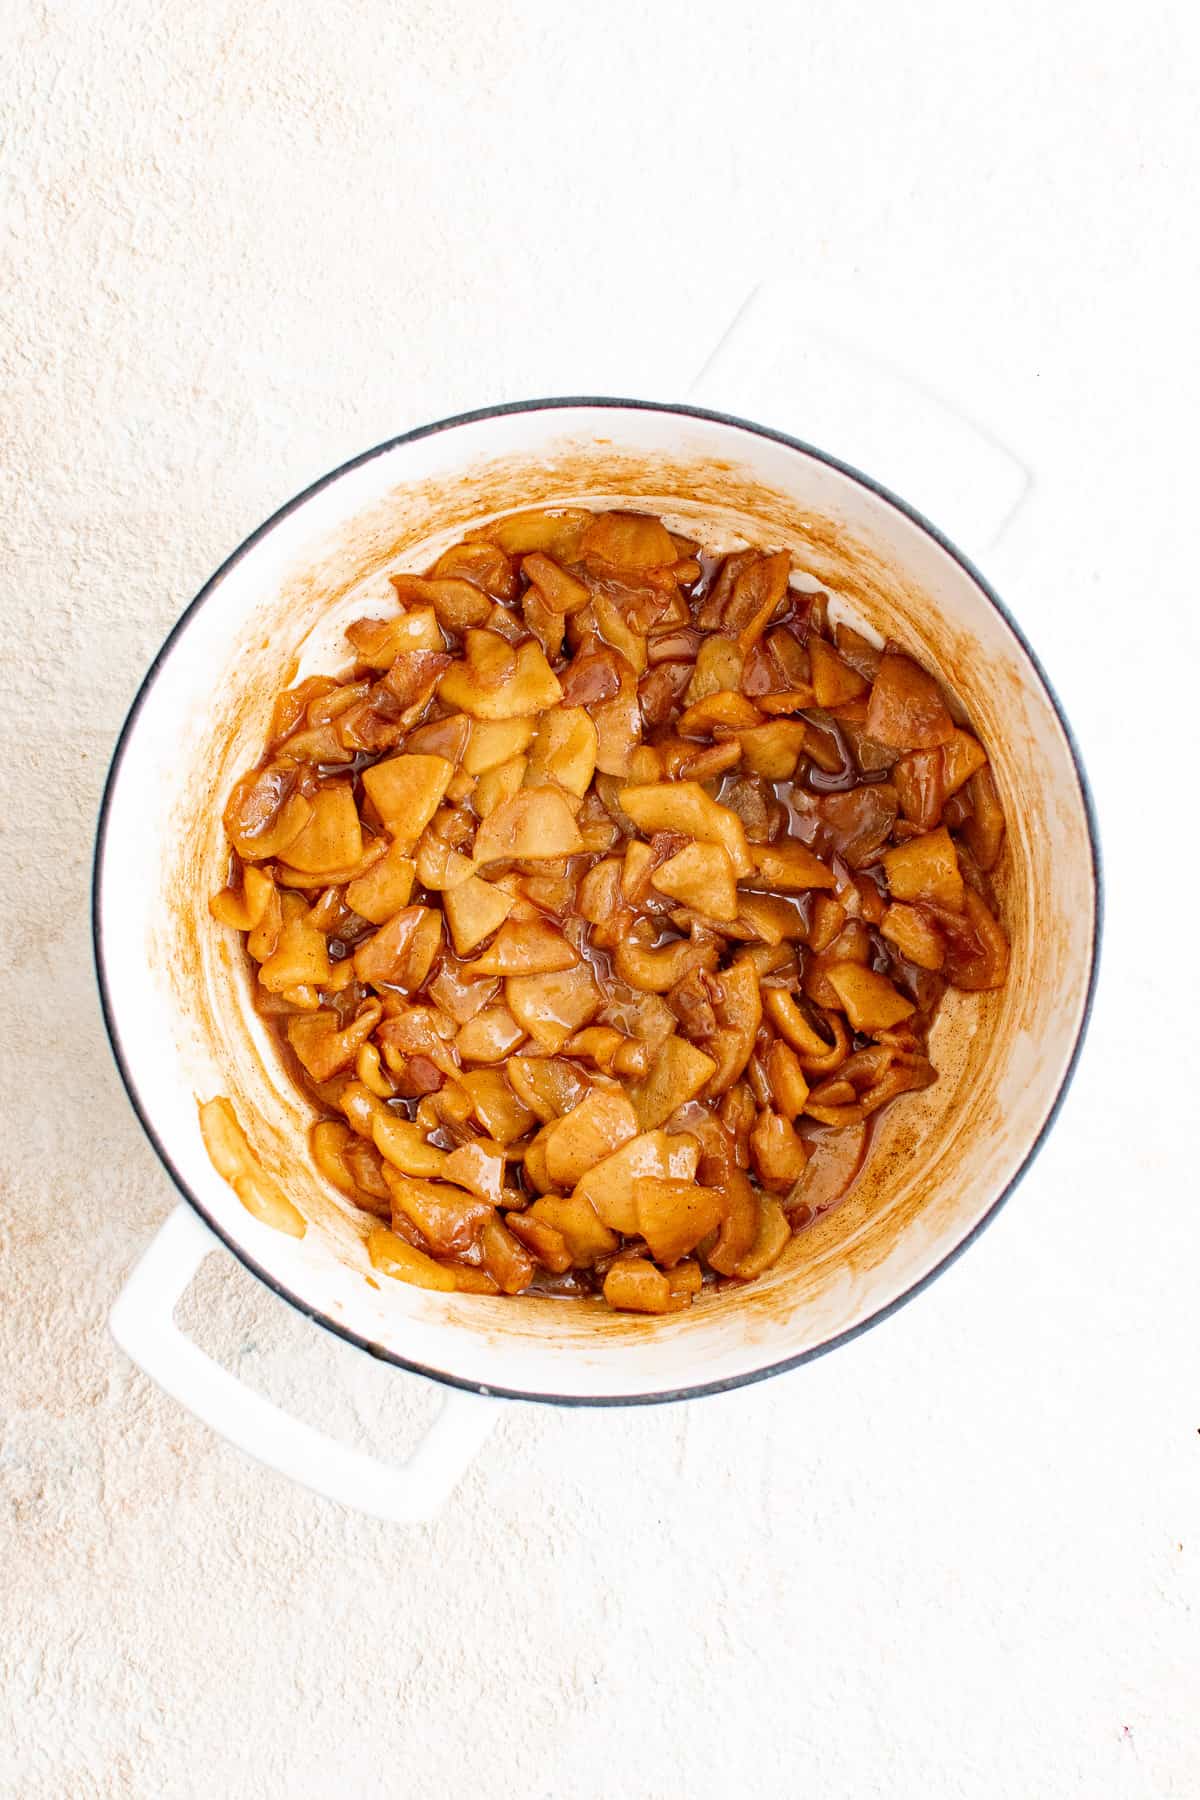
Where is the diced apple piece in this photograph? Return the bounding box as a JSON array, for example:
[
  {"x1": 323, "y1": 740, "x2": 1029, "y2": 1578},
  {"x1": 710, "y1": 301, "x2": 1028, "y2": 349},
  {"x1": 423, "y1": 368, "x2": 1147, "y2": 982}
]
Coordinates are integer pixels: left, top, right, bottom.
[
  {"x1": 612, "y1": 923, "x2": 721, "y2": 995},
  {"x1": 471, "y1": 507, "x2": 592, "y2": 560},
  {"x1": 651, "y1": 842, "x2": 738, "y2": 922},
  {"x1": 591, "y1": 671, "x2": 643, "y2": 778},
  {"x1": 441, "y1": 874, "x2": 515, "y2": 955},
  {"x1": 765, "y1": 1041, "x2": 810, "y2": 1121},
  {"x1": 353, "y1": 905, "x2": 443, "y2": 990},
  {"x1": 309, "y1": 1120, "x2": 359, "y2": 1198},
  {"x1": 528, "y1": 1194, "x2": 618, "y2": 1266},
  {"x1": 580, "y1": 509, "x2": 676, "y2": 570},
  {"x1": 197, "y1": 1096, "x2": 306, "y2": 1237},
  {"x1": 865, "y1": 649, "x2": 955, "y2": 749},
  {"x1": 431, "y1": 539, "x2": 517, "y2": 598},
  {"x1": 372, "y1": 1113, "x2": 450, "y2": 1178},
  {"x1": 415, "y1": 834, "x2": 476, "y2": 892},
  {"x1": 223, "y1": 772, "x2": 313, "y2": 863},
  {"x1": 506, "y1": 1211, "x2": 573, "y2": 1273},
  {"x1": 756, "y1": 689, "x2": 816, "y2": 715},
  {"x1": 636, "y1": 1178, "x2": 725, "y2": 1265},
  {"x1": 685, "y1": 636, "x2": 745, "y2": 704},
  {"x1": 541, "y1": 1090, "x2": 639, "y2": 1186},
  {"x1": 749, "y1": 1110, "x2": 809, "y2": 1192},
  {"x1": 454, "y1": 1006, "x2": 526, "y2": 1063},
  {"x1": 824, "y1": 962, "x2": 915, "y2": 1032},
  {"x1": 286, "y1": 1003, "x2": 382, "y2": 1082},
  {"x1": 619, "y1": 781, "x2": 753, "y2": 879},
  {"x1": 367, "y1": 1226, "x2": 457, "y2": 1291},
  {"x1": 939, "y1": 886, "x2": 1010, "y2": 991},
  {"x1": 441, "y1": 1139, "x2": 507, "y2": 1205},
  {"x1": 734, "y1": 892, "x2": 807, "y2": 944},
  {"x1": 345, "y1": 841, "x2": 416, "y2": 924},
  {"x1": 702, "y1": 1168, "x2": 759, "y2": 1275},
  {"x1": 963, "y1": 764, "x2": 1006, "y2": 870},
  {"x1": 731, "y1": 1195, "x2": 792, "y2": 1279},
  {"x1": 736, "y1": 720, "x2": 807, "y2": 779},
  {"x1": 209, "y1": 864, "x2": 277, "y2": 932},
  {"x1": 881, "y1": 902, "x2": 946, "y2": 971},
  {"x1": 473, "y1": 756, "x2": 527, "y2": 819},
  {"x1": 346, "y1": 607, "x2": 444, "y2": 664},
  {"x1": 440, "y1": 638, "x2": 563, "y2": 719},
  {"x1": 407, "y1": 717, "x2": 473, "y2": 772},
  {"x1": 382, "y1": 1167, "x2": 492, "y2": 1256},
  {"x1": 602, "y1": 1259, "x2": 687, "y2": 1315},
  {"x1": 940, "y1": 728, "x2": 988, "y2": 797},
  {"x1": 677, "y1": 691, "x2": 763, "y2": 736},
  {"x1": 361, "y1": 754, "x2": 453, "y2": 843},
  {"x1": 628, "y1": 1035, "x2": 718, "y2": 1131},
  {"x1": 259, "y1": 893, "x2": 333, "y2": 992},
  {"x1": 666, "y1": 1260, "x2": 703, "y2": 1299},
  {"x1": 506, "y1": 961, "x2": 603, "y2": 1052},
  {"x1": 748, "y1": 842, "x2": 836, "y2": 891},
  {"x1": 460, "y1": 1069, "x2": 536, "y2": 1144},
  {"x1": 522, "y1": 552, "x2": 590, "y2": 614},
  {"x1": 507, "y1": 1055, "x2": 592, "y2": 1122},
  {"x1": 882, "y1": 826, "x2": 965, "y2": 911},
  {"x1": 809, "y1": 636, "x2": 869, "y2": 708},
  {"x1": 573, "y1": 1129, "x2": 699, "y2": 1234},
  {"x1": 703, "y1": 958, "x2": 763, "y2": 1098},
  {"x1": 278, "y1": 784, "x2": 363, "y2": 875},
  {"x1": 892, "y1": 748, "x2": 945, "y2": 831},
  {"x1": 389, "y1": 572, "x2": 494, "y2": 631},
  {"x1": 525, "y1": 706, "x2": 598, "y2": 797},
  {"x1": 479, "y1": 1213, "x2": 536, "y2": 1293},
  {"x1": 472, "y1": 786, "x2": 584, "y2": 867},
  {"x1": 462, "y1": 917, "x2": 577, "y2": 977},
  {"x1": 441, "y1": 1264, "x2": 500, "y2": 1294},
  {"x1": 463, "y1": 717, "x2": 535, "y2": 775}
]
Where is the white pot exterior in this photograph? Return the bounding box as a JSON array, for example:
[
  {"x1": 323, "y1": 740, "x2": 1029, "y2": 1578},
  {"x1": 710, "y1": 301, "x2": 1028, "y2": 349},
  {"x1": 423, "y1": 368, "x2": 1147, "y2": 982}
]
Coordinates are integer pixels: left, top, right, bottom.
[{"x1": 95, "y1": 401, "x2": 1100, "y2": 1403}]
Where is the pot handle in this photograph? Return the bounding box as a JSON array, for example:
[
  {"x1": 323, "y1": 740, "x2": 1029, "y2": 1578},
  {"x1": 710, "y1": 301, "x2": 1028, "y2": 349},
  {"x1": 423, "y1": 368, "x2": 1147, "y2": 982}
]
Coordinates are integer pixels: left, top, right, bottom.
[{"x1": 109, "y1": 1204, "x2": 498, "y2": 1522}]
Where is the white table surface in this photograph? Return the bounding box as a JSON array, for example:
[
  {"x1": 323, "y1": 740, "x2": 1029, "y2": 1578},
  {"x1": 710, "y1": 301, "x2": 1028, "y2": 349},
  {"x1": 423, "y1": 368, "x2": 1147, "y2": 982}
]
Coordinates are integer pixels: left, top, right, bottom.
[{"x1": 2, "y1": 3, "x2": 1198, "y2": 1796}]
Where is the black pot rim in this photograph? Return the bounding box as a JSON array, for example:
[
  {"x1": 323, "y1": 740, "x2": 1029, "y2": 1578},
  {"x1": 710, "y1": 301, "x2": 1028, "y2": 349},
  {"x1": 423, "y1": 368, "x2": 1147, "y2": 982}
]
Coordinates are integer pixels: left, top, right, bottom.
[{"x1": 92, "y1": 395, "x2": 1104, "y2": 1407}]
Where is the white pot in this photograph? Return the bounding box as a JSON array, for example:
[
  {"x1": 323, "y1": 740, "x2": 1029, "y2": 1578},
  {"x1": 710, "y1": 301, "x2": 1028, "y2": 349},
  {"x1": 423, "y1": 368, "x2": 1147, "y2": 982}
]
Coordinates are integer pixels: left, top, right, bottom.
[{"x1": 96, "y1": 400, "x2": 1100, "y2": 1520}]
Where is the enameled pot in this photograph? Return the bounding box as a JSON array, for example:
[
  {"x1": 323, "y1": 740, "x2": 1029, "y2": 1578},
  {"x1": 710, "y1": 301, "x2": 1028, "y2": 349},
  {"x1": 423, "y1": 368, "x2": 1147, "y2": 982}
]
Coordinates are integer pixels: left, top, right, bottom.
[{"x1": 95, "y1": 399, "x2": 1101, "y2": 1519}]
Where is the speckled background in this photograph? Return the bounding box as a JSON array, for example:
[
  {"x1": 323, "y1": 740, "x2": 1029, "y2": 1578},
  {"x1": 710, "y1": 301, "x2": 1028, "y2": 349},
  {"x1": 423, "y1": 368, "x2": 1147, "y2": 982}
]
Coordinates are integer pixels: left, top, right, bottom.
[{"x1": 2, "y1": 3, "x2": 1198, "y2": 1796}]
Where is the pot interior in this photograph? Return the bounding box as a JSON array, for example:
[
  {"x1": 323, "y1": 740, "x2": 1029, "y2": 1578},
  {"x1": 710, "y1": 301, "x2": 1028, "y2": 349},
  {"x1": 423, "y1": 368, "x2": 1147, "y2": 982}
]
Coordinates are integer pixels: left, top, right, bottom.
[{"x1": 97, "y1": 404, "x2": 1097, "y2": 1400}]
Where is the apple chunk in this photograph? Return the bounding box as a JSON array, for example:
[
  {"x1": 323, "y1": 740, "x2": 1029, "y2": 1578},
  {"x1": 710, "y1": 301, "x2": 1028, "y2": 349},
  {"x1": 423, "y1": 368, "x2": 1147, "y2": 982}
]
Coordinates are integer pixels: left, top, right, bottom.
[
  {"x1": 881, "y1": 826, "x2": 965, "y2": 911},
  {"x1": 619, "y1": 781, "x2": 753, "y2": 878},
  {"x1": 440, "y1": 639, "x2": 562, "y2": 719},
  {"x1": 441, "y1": 875, "x2": 516, "y2": 955},
  {"x1": 573, "y1": 1129, "x2": 700, "y2": 1234},
  {"x1": 472, "y1": 786, "x2": 584, "y2": 867},
  {"x1": 541, "y1": 1090, "x2": 639, "y2": 1185},
  {"x1": 628, "y1": 1035, "x2": 718, "y2": 1131},
  {"x1": 636, "y1": 1179, "x2": 725, "y2": 1265},
  {"x1": 361, "y1": 754, "x2": 453, "y2": 843},
  {"x1": 506, "y1": 961, "x2": 602, "y2": 1052},
  {"x1": 651, "y1": 841, "x2": 738, "y2": 922},
  {"x1": 823, "y1": 962, "x2": 915, "y2": 1032},
  {"x1": 524, "y1": 706, "x2": 598, "y2": 797}
]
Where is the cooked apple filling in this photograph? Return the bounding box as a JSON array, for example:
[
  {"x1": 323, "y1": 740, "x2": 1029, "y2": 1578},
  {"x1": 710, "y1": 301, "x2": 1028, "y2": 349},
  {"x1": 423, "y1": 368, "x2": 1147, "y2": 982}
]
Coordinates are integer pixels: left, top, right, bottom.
[{"x1": 211, "y1": 507, "x2": 1008, "y2": 1313}]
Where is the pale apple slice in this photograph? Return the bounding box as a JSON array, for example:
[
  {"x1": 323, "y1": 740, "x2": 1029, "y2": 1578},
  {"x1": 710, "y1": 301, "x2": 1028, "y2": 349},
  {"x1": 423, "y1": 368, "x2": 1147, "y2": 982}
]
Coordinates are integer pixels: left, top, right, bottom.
[
  {"x1": 651, "y1": 841, "x2": 738, "y2": 922},
  {"x1": 360, "y1": 754, "x2": 453, "y2": 844},
  {"x1": 472, "y1": 786, "x2": 584, "y2": 867},
  {"x1": 628, "y1": 1035, "x2": 718, "y2": 1131},
  {"x1": 618, "y1": 781, "x2": 753, "y2": 878},
  {"x1": 441, "y1": 875, "x2": 516, "y2": 956},
  {"x1": 573, "y1": 1129, "x2": 700, "y2": 1234}
]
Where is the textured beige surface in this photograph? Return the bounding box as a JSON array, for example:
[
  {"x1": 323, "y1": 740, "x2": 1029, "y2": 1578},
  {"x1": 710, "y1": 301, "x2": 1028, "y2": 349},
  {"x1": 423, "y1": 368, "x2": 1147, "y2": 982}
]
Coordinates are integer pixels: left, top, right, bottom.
[{"x1": 3, "y1": 3, "x2": 1199, "y2": 1797}]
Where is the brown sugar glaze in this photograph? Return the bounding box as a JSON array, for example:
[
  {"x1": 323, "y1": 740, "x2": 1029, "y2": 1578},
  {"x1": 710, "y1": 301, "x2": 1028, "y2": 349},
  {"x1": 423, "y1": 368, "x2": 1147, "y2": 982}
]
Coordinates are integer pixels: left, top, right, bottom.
[{"x1": 210, "y1": 505, "x2": 1009, "y2": 1315}]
